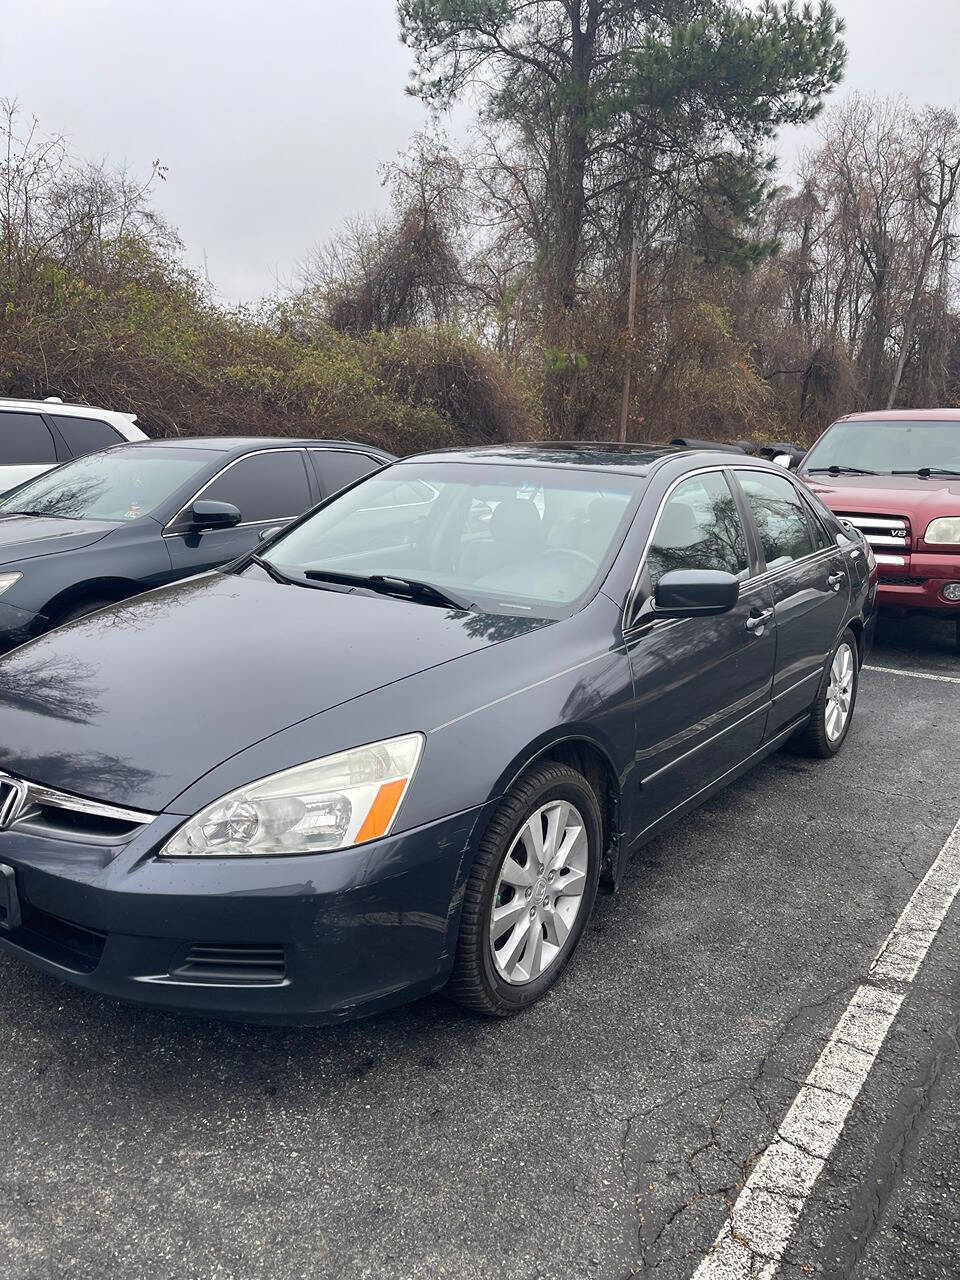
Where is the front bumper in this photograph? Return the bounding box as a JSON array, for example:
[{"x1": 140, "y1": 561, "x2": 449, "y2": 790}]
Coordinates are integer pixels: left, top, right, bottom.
[
  {"x1": 0, "y1": 806, "x2": 485, "y2": 1025},
  {"x1": 876, "y1": 551, "x2": 960, "y2": 614}
]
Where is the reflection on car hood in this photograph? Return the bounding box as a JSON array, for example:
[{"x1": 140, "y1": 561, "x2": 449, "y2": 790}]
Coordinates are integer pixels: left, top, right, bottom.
[
  {"x1": 0, "y1": 570, "x2": 548, "y2": 812},
  {"x1": 0, "y1": 514, "x2": 116, "y2": 563}
]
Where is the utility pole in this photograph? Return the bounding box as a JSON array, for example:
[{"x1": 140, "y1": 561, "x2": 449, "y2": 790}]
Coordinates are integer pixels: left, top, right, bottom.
[{"x1": 618, "y1": 232, "x2": 638, "y2": 444}]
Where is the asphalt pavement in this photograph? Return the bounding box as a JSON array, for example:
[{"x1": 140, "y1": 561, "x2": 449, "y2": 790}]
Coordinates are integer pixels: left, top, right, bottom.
[{"x1": 0, "y1": 614, "x2": 958, "y2": 1280}]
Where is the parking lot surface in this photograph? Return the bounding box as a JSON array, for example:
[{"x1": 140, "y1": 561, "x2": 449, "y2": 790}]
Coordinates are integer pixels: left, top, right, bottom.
[{"x1": 1, "y1": 615, "x2": 958, "y2": 1280}]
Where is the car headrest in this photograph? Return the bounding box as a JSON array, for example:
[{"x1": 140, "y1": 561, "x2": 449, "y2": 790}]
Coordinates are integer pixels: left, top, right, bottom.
[
  {"x1": 656, "y1": 501, "x2": 699, "y2": 548},
  {"x1": 492, "y1": 497, "x2": 544, "y2": 545}
]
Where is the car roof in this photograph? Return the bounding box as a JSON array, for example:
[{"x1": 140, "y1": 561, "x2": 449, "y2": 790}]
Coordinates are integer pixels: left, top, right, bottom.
[
  {"x1": 0, "y1": 396, "x2": 137, "y2": 423},
  {"x1": 114, "y1": 436, "x2": 394, "y2": 457},
  {"x1": 403, "y1": 441, "x2": 753, "y2": 476},
  {"x1": 0, "y1": 396, "x2": 145, "y2": 440},
  {"x1": 835, "y1": 409, "x2": 960, "y2": 423}
]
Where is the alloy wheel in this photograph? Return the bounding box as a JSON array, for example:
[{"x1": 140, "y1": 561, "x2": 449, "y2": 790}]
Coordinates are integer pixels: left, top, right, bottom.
[
  {"x1": 489, "y1": 800, "x2": 589, "y2": 985},
  {"x1": 825, "y1": 641, "x2": 855, "y2": 742}
]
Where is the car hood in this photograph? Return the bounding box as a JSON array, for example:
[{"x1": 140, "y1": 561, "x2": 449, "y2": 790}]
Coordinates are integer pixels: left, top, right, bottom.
[
  {"x1": 0, "y1": 514, "x2": 116, "y2": 564},
  {"x1": 803, "y1": 474, "x2": 960, "y2": 522},
  {"x1": 0, "y1": 569, "x2": 548, "y2": 812}
]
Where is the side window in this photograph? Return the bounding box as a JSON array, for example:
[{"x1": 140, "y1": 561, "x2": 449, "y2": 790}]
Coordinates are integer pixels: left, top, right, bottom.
[
  {"x1": 646, "y1": 472, "x2": 750, "y2": 588},
  {"x1": 737, "y1": 471, "x2": 817, "y2": 569},
  {"x1": 314, "y1": 450, "x2": 381, "y2": 496},
  {"x1": 201, "y1": 451, "x2": 312, "y2": 523},
  {"x1": 0, "y1": 412, "x2": 57, "y2": 464},
  {"x1": 800, "y1": 494, "x2": 835, "y2": 552},
  {"x1": 51, "y1": 414, "x2": 121, "y2": 457}
]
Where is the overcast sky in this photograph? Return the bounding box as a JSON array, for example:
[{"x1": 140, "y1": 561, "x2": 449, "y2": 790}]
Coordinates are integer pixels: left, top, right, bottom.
[{"x1": 3, "y1": 0, "x2": 959, "y2": 304}]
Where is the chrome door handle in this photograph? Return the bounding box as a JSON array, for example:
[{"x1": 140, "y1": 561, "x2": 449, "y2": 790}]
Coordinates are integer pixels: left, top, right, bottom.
[
  {"x1": 827, "y1": 572, "x2": 844, "y2": 592},
  {"x1": 746, "y1": 609, "x2": 773, "y2": 634}
]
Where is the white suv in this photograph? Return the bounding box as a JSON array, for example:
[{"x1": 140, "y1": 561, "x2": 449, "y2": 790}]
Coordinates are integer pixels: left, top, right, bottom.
[{"x1": 0, "y1": 398, "x2": 147, "y2": 494}]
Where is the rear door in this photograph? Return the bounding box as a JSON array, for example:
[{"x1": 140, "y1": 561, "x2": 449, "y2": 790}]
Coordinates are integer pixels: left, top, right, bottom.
[
  {"x1": 625, "y1": 468, "x2": 777, "y2": 826},
  {"x1": 48, "y1": 413, "x2": 125, "y2": 460},
  {"x1": 732, "y1": 468, "x2": 850, "y2": 737},
  {"x1": 165, "y1": 448, "x2": 314, "y2": 576},
  {"x1": 0, "y1": 411, "x2": 59, "y2": 493},
  {"x1": 309, "y1": 448, "x2": 384, "y2": 499}
]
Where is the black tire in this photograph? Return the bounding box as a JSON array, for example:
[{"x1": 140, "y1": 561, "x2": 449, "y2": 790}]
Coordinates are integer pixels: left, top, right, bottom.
[
  {"x1": 446, "y1": 762, "x2": 602, "y2": 1017},
  {"x1": 791, "y1": 627, "x2": 860, "y2": 759},
  {"x1": 53, "y1": 597, "x2": 119, "y2": 627}
]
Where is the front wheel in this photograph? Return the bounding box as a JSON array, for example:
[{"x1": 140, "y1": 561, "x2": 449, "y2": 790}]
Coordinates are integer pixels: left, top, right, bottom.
[
  {"x1": 792, "y1": 628, "x2": 860, "y2": 758},
  {"x1": 446, "y1": 762, "x2": 601, "y2": 1017}
]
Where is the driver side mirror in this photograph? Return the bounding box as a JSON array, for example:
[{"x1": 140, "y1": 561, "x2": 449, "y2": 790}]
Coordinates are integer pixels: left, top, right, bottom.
[
  {"x1": 189, "y1": 499, "x2": 242, "y2": 531},
  {"x1": 653, "y1": 569, "x2": 740, "y2": 618}
]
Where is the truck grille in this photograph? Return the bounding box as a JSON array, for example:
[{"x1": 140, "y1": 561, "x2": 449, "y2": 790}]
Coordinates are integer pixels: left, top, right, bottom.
[{"x1": 835, "y1": 513, "x2": 910, "y2": 552}]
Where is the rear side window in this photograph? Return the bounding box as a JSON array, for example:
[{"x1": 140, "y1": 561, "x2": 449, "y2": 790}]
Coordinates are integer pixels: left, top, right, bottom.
[
  {"x1": 647, "y1": 472, "x2": 750, "y2": 587},
  {"x1": 0, "y1": 412, "x2": 57, "y2": 464},
  {"x1": 314, "y1": 450, "x2": 381, "y2": 496},
  {"x1": 200, "y1": 450, "x2": 312, "y2": 523},
  {"x1": 736, "y1": 471, "x2": 816, "y2": 568},
  {"x1": 51, "y1": 414, "x2": 121, "y2": 457}
]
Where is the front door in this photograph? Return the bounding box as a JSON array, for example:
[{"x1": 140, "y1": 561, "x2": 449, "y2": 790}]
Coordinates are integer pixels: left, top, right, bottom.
[
  {"x1": 625, "y1": 469, "x2": 777, "y2": 828},
  {"x1": 733, "y1": 468, "x2": 851, "y2": 736},
  {"x1": 165, "y1": 449, "x2": 314, "y2": 577}
]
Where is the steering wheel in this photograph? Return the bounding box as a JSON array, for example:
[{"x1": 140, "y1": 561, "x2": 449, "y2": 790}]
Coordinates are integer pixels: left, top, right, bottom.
[{"x1": 541, "y1": 546, "x2": 598, "y2": 570}]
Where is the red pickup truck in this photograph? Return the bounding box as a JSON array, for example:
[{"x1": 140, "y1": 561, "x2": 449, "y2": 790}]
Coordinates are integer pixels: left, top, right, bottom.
[{"x1": 798, "y1": 410, "x2": 960, "y2": 646}]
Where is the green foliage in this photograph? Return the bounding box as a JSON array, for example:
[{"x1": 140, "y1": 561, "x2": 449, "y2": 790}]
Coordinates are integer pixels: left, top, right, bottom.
[
  {"x1": 1, "y1": 239, "x2": 532, "y2": 451},
  {"x1": 398, "y1": 0, "x2": 846, "y2": 433}
]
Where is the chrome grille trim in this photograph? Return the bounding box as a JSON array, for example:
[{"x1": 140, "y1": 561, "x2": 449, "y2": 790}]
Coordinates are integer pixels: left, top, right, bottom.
[
  {"x1": 835, "y1": 512, "x2": 911, "y2": 551},
  {"x1": 0, "y1": 770, "x2": 156, "y2": 829},
  {"x1": 840, "y1": 515, "x2": 908, "y2": 531}
]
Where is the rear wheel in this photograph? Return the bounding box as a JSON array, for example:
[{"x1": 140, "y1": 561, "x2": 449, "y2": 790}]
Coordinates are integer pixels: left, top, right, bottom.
[
  {"x1": 446, "y1": 762, "x2": 601, "y2": 1016},
  {"x1": 791, "y1": 628, "x2": 859, "y2": 758}
]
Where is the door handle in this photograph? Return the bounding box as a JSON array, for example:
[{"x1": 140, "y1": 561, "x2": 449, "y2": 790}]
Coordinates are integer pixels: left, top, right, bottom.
[
  {"x1": 827, "y1": 572, "x2": 844, "y2": 592},
  {"x1": 746, "y1": 609, "x2": 773, "y2": 634}
]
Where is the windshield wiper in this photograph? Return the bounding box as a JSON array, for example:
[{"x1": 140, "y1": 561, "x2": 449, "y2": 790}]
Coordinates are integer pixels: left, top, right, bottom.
[
  {"x1": 303, "y1": 568, "x2": 475, "y2": 611},
  {"x1": 890, "y1": 467, "x2": 960, "y2": 478},
  {"x1": 805, "y1": 465, "x2": 879, "y2": 476},
  {"x1": 0, "y1": 509, "x2": 48, "y2": 517}
]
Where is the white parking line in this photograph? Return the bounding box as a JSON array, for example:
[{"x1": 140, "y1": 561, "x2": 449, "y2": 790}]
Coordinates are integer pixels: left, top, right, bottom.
[
  {"x1": 865, "y1": 664, "x2": 960, "y2": 684},
  {"x1": 690, "y1": 816, "x2": 960, "y2": 1280}
]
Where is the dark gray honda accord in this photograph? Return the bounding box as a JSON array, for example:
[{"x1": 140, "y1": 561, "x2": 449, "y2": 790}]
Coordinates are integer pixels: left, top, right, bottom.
[{"x1": 0, "y1": 444, "x2": 877, "y2": 1024}]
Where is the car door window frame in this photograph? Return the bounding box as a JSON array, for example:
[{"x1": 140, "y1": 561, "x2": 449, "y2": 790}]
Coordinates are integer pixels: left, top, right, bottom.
[
  {"x1": 0, "y1": 409, "x2": 60, "y2": 466},
  {"x1": 163, "y1": 448, "x2": 313, "y2": 536},
  {"x1": 46, "y1": 413, "x2": 124, "y2": 459},
  {"x1": 623, "y1": 465, "x2": 762, "y2": 633},
  {"x1": 307, "y1": 447, "x2": 385, "y2": 498},
  {"x1": 729, "y1": 466, "x2": 839, "y2": 580}
]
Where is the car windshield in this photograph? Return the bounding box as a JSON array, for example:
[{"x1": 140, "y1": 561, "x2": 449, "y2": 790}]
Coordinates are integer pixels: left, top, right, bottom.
[
  {"x1": 260, "y1": 461, "x2": 642, "y2": 617},
  {"x1": 802, "y1": 420, "x2": 960, "y2": 475},
  {"x1": 0, "y1": 446, "x2": 219, "y2": 521}
]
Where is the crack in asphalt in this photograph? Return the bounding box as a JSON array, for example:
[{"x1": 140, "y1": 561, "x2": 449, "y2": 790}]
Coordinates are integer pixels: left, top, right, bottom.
[
  {"x1": 624, "y1": 983, "x2": 859, "y2": 1274},
  {"x1": 817, "y1": 981, "x2": 960, "y2": 1280}
]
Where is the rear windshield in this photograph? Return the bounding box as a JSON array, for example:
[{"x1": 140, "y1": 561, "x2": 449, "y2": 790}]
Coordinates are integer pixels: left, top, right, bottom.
[{"x1": 0, "y1": 446, "x2": 218, "y2": 521}]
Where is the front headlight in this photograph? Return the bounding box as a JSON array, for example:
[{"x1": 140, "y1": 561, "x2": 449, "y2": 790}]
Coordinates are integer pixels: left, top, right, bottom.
[
  {"x1": 162, "y1": 733, "x2": 424, "y2": 858},
  {"x1": 0, "y1": 572, "x2": 22, "y2": 597},
  {"x1": 925, "y1": 517, "x2": 960, "y2": 545}
]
